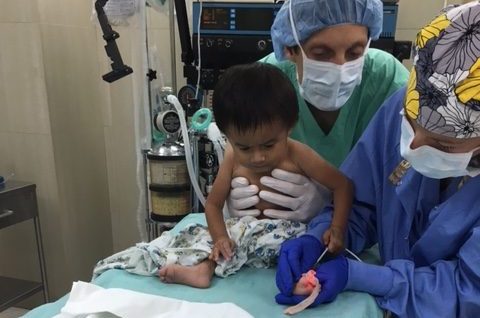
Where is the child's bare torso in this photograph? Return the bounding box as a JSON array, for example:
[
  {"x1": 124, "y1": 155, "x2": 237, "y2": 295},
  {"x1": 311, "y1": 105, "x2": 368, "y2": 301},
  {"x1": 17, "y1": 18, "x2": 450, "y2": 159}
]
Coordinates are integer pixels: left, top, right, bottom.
[{"x1": 231, "y1": 142, "x2": 303, "y2": 217}]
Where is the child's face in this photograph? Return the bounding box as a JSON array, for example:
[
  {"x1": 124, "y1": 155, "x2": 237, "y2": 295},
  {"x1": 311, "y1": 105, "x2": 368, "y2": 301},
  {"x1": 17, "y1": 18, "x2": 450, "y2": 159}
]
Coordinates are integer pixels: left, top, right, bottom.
[{"x1": 226, "y1": 121, "x2": 290, "y2": 174}]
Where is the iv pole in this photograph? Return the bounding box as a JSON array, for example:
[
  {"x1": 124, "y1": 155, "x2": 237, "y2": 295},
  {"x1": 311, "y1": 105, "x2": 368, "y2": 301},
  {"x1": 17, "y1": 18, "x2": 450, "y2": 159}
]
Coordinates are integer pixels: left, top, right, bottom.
[{"x1": 169, "y1": 0, "x2": 178, "y2": 93}]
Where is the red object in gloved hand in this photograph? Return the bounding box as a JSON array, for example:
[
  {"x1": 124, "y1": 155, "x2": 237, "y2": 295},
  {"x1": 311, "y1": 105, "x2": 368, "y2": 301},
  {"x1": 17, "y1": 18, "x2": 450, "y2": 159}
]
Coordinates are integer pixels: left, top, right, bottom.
[
  {"x1": 276, "y1": 255, "x2": 348, "y2": 307},
  {"x1": 276, "y1": 235, "x2": 324, "y2": 295}
]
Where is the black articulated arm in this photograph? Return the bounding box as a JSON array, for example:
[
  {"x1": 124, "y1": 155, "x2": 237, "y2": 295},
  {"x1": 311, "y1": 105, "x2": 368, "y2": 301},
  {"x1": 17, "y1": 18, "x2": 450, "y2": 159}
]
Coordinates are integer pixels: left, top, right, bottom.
[
  {"x1": 174, "y1": 0, "x2": 194, "y2": 65},
  {"x1": 174, "y1": 0, "x2": 199, "y2": 86},
  {"x1": 95, "y1": 0, "x2": 133, "y2": 83}
]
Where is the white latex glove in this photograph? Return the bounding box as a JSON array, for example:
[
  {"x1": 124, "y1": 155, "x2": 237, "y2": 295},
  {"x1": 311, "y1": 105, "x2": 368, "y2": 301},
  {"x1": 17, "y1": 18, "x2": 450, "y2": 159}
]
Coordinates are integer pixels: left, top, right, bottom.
[
  {"x1": 260, "y1": 169, "x2": 332, "y2": 222},
  {"x1": 226, "y1": 177, "x2": 261, "y2": 218}
]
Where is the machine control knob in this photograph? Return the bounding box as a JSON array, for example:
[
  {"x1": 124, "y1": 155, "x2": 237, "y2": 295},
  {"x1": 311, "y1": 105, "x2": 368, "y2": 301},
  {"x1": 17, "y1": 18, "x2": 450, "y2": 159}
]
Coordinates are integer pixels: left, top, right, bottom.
[
  {"x1": 225, "y1": 39, "x2": 233, "y2": 48},
  {"x1": 154, "y1": 110, "x2": 181, "y2": 135},
  {"x1": 257, "y1": 40, "x2": 267, "y2": 51}
]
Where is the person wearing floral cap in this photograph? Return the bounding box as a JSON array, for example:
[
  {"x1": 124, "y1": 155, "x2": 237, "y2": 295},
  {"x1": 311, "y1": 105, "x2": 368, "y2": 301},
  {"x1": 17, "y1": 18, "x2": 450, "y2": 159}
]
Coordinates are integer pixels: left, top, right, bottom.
[{"x1": 275, "y1": 2, "x2": 480, "y2": 317}]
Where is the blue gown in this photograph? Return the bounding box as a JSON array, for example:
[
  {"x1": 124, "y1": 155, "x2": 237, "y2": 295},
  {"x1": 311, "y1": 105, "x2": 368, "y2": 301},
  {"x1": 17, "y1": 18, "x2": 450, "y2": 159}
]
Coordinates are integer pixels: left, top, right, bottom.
[{"x1": 307, "y1": 87, "x2": 480, "y2": 317}]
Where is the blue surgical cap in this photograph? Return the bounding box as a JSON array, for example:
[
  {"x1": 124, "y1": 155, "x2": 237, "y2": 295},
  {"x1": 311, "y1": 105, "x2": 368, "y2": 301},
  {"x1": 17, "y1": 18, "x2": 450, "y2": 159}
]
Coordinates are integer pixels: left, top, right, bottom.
[{"x1": 271, "y1": 0, "x2": 383, "y2": 60}]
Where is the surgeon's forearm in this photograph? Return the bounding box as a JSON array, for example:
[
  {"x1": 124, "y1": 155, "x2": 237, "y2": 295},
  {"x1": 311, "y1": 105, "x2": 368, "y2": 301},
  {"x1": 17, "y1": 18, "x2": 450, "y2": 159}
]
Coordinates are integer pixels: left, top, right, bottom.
[{"x1": 345, "y1": 259, "x2": 394, "y2": 296}]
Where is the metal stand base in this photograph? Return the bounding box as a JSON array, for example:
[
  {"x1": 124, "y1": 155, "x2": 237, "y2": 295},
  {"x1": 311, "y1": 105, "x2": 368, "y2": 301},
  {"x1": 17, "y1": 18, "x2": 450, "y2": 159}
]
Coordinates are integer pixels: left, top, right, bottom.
[{"x1": 145, "y1": 218, "x2": 176, "y2": 242}]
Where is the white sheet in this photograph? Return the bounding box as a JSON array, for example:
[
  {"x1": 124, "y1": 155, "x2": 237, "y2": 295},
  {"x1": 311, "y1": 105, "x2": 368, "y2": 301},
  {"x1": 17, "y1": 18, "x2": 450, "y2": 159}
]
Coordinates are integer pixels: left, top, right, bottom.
[{"x1": 53, "y1": 281, "x2": 253, "y2": 318}]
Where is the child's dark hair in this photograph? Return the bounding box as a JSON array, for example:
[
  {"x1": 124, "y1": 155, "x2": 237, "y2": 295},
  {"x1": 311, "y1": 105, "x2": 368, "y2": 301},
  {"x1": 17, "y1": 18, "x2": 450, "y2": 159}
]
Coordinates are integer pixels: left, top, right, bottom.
[{"x1": 212, "y1": 62, "x2": 298, "y2": 134}]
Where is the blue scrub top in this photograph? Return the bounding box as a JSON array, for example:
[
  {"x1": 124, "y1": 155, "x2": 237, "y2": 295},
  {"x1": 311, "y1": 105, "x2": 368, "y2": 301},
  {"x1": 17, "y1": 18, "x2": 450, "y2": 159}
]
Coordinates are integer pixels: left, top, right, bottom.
[{"x1": 308, "y1": 87, "x2": 480, "y2": 317}]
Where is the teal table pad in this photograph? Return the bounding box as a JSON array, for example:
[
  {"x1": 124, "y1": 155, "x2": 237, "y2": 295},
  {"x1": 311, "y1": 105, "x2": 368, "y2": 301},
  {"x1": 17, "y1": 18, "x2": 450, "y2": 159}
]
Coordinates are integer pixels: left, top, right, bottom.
[{"x1": 23, "y1": 213, "x2": 382, "y2": 318}]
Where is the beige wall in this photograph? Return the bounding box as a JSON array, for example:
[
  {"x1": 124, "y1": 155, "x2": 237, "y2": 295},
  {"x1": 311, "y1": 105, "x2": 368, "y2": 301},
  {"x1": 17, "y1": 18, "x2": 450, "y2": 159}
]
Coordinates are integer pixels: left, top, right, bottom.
[
  {"x1": 1, "y1": 0, "x2": 118, "y2": 304},
  {"x1": 0, "y1": 0, "x2": 71, "y2": 303},
  {"x1": 38, "y1": 0, "x2": 114, "y2": 289},
  {"x1": 396, "y1": 0, "x2": 465, "y2": 69},
  {"x1": 0, "y1": 0, "x2": 472, "y2": 308},
  {"x1": 0, "y1": 0, "x2": 177, "y2": 304}
]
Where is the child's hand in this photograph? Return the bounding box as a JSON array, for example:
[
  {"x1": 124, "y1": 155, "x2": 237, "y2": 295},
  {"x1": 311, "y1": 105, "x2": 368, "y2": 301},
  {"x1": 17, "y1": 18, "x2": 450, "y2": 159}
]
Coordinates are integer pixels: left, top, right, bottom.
[
  {"x1": 322, "y1": 226, "x2": 344, "y2": 254},
  {"x1": 210, "y1": 236, "x2": 236, "y2": 262}
]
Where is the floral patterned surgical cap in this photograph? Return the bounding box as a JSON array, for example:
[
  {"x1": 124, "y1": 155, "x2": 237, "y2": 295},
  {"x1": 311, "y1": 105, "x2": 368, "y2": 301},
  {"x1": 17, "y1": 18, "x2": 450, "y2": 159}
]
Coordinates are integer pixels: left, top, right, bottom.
[{"x1": 405, "y1": 1, "x2": 480, "y2": 138}]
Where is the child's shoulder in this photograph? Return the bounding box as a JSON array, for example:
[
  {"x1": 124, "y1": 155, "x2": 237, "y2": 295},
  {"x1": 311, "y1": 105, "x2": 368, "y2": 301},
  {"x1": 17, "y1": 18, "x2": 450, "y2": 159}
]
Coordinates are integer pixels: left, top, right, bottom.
[
  {"x1": 287, "y1": 138, "x2": 327, "y2": 165},
  {"x1": 287, "y1": 138, "x2": 317, "y2": 155}
]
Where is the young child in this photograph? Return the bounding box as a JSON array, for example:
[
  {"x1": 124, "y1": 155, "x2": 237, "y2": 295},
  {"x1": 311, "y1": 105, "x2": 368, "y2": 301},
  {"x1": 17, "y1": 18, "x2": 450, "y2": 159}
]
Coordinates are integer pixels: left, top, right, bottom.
[{"x1": 158, "y1": 63, "x2": 353, "y2": 289}]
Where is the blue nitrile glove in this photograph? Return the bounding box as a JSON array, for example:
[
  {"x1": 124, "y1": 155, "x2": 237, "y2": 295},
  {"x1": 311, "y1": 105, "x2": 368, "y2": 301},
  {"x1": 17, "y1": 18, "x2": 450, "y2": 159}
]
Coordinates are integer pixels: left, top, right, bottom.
[
  {"x1": 276, "y1": 235, "x2": 323, "y2": 295},
  {"x1": 275, "y1": 255, "x2": 348, "y2": 306}
]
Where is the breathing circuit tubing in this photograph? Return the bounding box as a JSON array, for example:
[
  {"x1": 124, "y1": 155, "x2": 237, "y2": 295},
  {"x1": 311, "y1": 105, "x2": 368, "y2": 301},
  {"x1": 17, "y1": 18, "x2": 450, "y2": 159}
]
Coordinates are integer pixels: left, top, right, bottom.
[
  {"x1": 190, "y1": 107, "x2": 225, "y2": 164},
  {"x1": 167, "y1": 94, "x2": 207, "y2": 206}
]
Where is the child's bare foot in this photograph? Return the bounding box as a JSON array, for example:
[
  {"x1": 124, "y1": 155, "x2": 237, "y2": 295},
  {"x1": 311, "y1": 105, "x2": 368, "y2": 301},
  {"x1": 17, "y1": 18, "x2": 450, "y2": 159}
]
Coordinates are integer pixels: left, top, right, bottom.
[{"x1": 158, "y1": 260, "x2": 215, "y2": 288}]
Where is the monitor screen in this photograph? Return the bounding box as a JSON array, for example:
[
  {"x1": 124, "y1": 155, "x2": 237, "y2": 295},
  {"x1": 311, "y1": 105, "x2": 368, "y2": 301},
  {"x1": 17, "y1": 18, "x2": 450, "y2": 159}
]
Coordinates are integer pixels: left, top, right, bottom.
[
  {"x1": 201, "y1": 8, "x2": 229, "y2": 30},
  {"x1": 236, "y1": 8, "x2": 275, "y2": 31}
]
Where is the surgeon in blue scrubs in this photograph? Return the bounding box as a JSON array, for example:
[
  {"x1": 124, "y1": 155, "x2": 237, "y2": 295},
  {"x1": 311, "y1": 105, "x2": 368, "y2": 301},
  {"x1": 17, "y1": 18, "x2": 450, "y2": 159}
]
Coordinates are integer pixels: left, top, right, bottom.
[{"x1": 275, "y1": 3, "x2": 480, "y2": 317}]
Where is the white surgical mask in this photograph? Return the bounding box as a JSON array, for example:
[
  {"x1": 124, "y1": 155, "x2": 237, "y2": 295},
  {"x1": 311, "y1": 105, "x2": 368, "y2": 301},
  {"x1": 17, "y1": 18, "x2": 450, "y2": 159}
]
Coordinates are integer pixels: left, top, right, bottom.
[
  {"x1": 399, "y1": 114, "x2": 480, "y2": 179},
  {"x1": 297, "y1": 54, "x2": 366, "y2": 111},
  {"x1": 288, "y1": 0, "x2": 367, "y2": 111}
]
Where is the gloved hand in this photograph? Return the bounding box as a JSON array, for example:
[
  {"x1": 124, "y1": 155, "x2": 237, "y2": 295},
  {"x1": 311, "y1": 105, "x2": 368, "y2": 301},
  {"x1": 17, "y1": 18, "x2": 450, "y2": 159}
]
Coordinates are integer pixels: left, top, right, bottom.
[
  {"x1": 276, "y1": 235, "x2": 324, "y2": 295},
  {"x1": 260, "y1": 169, "x2": 331, "y2": 222},
  {"x1": 275, "y1": 255, "x2": 348, "y2": 306},
  {"x1": 226, "y1": 177, "x2": 261, "y2": 217}
]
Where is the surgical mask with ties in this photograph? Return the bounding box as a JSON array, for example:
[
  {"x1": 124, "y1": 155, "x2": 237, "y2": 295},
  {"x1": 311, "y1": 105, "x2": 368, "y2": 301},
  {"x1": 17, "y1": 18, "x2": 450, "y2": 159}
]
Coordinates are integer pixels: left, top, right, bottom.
[
  {"x1": 288, "y1": 0, "x2": 368, "y2": 111},
  {"x1": 399, "y1": 114, "x2": 480, "y2": 179}
]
